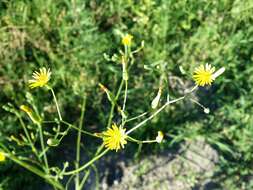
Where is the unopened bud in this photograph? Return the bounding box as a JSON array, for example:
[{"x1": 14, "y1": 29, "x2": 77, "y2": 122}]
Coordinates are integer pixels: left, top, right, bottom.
[
  {"x1": 99, "y1": 83, "x2": 114, "y2": 102},
  {"x1": 20, "y1": 105, "x2": 40, "y2": 124},
  {"x1": 204, "y1": 108, "x2": 210, "y2": 114},
  {"x1": 212, "y1": 67, "x2": 225, "y2": 79},
  {"x1": 156, "y1": 131, "x2": 164, "y2": 143},
  {"x1": 47, "y1": 138, "x2": 60, "y2": 147},
  {"x1": 151, "y1": 88, "x2": 162, "y2": 109}
]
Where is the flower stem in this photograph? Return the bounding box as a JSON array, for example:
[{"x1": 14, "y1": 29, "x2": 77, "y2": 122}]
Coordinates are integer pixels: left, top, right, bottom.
[
  {"x1": 60, "y1": 120, "x2": 98, "y2": 138},
  {"x1": 50, "y1": 88, "x2": 62, "y2": 121},
  {"x1": 126, "y1": 85, "x2": 198, "y2": 135},
  {"x1": 107, "y1": 79, "x2": 124, "y2": 128},
  {"x1": 79, "y1": 170, "x2": 90, "y2": 189},
  {"x1": 127, "y1": 136, "x2": 156, "y2": 144},
  {"x1": 75, "y1": 96, "x2": 86, "y2": 190},
  {"x1": 78, "y1": 144, "x2": 104, "y2": 190},
  {"x1": 122, "y1": 80, "x2": 128, "y2": 114},
  {"x1": 17, "y1": 115, "x2": 40, "y2": 159},
  {"x1": 126, "y1": 96, "x2": 185, "y2": 135},
  {"x1": 37, "y1": 122, "x2": 49, "y2": 172},
  {"x1": 64, "y1": 148, "x2": 109, "y2": 176},
  {"x1": 6, "y1": 153, "x2": 64, "y2": 190},
  {"x1": 125, "y1": 111, "x2": 148, "y2": 123}
]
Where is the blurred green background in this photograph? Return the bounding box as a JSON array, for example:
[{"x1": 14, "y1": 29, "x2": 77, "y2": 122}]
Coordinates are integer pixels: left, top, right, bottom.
[{"x1": 1, "y1": 0, "x2": 253, "y2": 189}]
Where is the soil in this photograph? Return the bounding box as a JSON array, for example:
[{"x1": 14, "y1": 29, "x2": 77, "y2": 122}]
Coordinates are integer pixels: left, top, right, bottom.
[{"x1": 98, "y1": 137, "x2": 219, "y2": 190}]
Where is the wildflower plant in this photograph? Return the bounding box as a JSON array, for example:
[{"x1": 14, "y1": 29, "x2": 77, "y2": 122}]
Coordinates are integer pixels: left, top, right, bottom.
[{"x1": 1, "y1": 34, "x2": 225, "y2": 190}]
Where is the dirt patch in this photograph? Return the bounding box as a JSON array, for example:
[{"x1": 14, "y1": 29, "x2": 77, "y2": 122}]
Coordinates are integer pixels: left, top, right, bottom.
[{"x1": 99, "y1": 137, "x2": 219, "y2": 190}]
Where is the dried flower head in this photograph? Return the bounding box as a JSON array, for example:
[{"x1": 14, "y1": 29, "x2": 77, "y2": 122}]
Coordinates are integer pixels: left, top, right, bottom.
[
  {"x1": 102, "y1": 124, "x2": 127, "y2": 151},
  {"x1": 29, "y1": 67, "x2": 51, "y2": 89}
]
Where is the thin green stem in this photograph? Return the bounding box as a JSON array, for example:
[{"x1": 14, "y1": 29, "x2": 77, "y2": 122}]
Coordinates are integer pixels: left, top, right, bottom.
[
  {"x1": 64, "y1": 148, "x2": 109, "y2": 176},
  {"x1": 91, "y1": 164, "x2": 99, "y2": 190},
  {"x1": 6, "y1": 153, "x2": 64, "y2": 190},
  {"x1": 75, "y1": 96, "x2": 86, "y2": 190},
  {"x1": 106, "y1": 79, "x2": 124, "y2": 128},
  {"x1": 126, "y1": 85, "x2": 198, "y2": 135},
  {"x1": 190, "y1": 98, "x2": 206, "y2": 109},
  {"x1": 50, "y1": 88, "x2": 62, "y2": 121},
  {"x1": 125, "y1": 111, "x2": 148, "y2": 123},
  {"x1": 126, "y1": 96, "x2": 185, "y2": 135},
  {"x1": 60, "y1": 120, "x2": 97, "y2": 138},
  {"x1": 127, "y1": 136, "x2": 157, "y2": 144},
  {"x1": 65, "y1": 174, "x2": 75, "y2": 190},
  {"x1": 79, "y1": 170, "x2": 90, "y2": 189},
  {"x1": 78, "y1": 144, "x2": 104, "y2": 190},
  {"x1": 37, "y1": 122, "x2": 49, "y2": 172},
  {"x1": 17, "y1": 115, "x2": 39, "y2": 158},
  {"x1": 122, "y1": 80, "x2": 128, "y2": 114},
  {"x1": 107, "y1": 103, "x2": 116, "y2": 129}
]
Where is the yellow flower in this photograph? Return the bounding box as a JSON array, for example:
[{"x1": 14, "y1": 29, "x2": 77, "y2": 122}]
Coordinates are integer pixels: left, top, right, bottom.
[
  {"x1": 122, "y1": 34, "x2": 133, "y2": 46},
  {"x1": 29, "y1": 67, "x2": 51, "y2": 89},
  {"x1": 0, "y1": 152, "x2": 6, "y2": 162},
  {"x1": 156, "y1": 131, "x2": 164, "y2": 143},
  {"x1": 102, "y1": 124, "x2": 127, "y2": 151},
  {"x1": 193, "y1": 64, "x2": 215, "y2": 86}
]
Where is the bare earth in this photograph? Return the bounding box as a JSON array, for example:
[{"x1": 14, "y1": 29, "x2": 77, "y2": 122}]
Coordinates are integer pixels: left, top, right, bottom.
[{"x1": 99, "y1": 137, "x2": 219, "y2": 190}]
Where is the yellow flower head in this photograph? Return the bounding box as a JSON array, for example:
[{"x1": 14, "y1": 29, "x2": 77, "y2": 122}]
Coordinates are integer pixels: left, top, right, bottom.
[
  {"x1": 156, "y1": 131, "x2": 164, "y2": 143},
  {"x1": 29, "y1": 67, "x2": 51, "y2": 89},
  {"x1": 122, "y1": 34, "x2": 133, "y2": 46},
  {"x1": 102, "y1": 124, "x2": 127, "y2": 152},
  {"x1": 193, "y1": 64, "x2": 215, "y2": 86},
  {"x1": 0, "y1": 152, "x2": 6, "y2": 162}
]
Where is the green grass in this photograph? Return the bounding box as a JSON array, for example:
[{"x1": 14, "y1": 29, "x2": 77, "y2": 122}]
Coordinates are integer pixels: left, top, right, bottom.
[{"x1": 1, "y1": 0, "x2": 253, "y2": 189}]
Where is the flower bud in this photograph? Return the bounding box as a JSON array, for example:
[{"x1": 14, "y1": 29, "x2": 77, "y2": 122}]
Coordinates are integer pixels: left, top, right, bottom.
[
  {"x1": 156, "y1": 131, "x2": 164, "y2": 143},
  {"x1": 20, "y1": 105, "x2": 40, "y2": 124},
  {"x1": 212, "y1": 67, "x2": 225, "y2": 79},
  {"x1": 151, "y1": 88, "x2": 162, "y2": 109},
  {"x1": 47, "y1": 138, "x2": 60, "y2": 147},
  {"x1": 204, "y1": 108, "x2": 210, "y2": 114}
]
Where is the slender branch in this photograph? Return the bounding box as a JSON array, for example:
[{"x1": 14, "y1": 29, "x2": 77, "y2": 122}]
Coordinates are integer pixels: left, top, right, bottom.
[
  {"x1": 17, "y1": 115, "x2": 39, "y2": 159},
  {"x1": 126, "y1": 96, "x2": 185, "y2": 135},
  {"x1": 6, "y1": 153, "x2": 64, "y2": 190},
  {"x1": 50, "y1": 88, "x2": 62, "y2": 121},
  {"x1": 106, "y1": 79, "x2": 124, "y2": 128},
  {"x1": 64, "y1": 149, "x2": 109, "y2": 176},
  {"x1": 75, "y1": 96, "x2": 86, "y2": 190},
  {"x1": 122, "y1": 80, "x2": 128, "y2": 114},
  {"x1": 125, "y1": 111, "x2": 148, "y2": 123},
  {"x1": 126, "y1": 85, "x2": 198, "y2": 135},
  {"x1": 79, "y1": 170, "x2": 90, "y2": 189},
  {"x1": 37, "y1": 122, "x2": 49, "y2": 172},
  {"x1": 79, "y1": 144, "x2": 104, "y2": 190},
  {"x1": 127, "y1": 136, "x2": 156, "y2": 144},
  {"x1": 60, "y1": 120, "x2": 97, "y2": 138}
]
